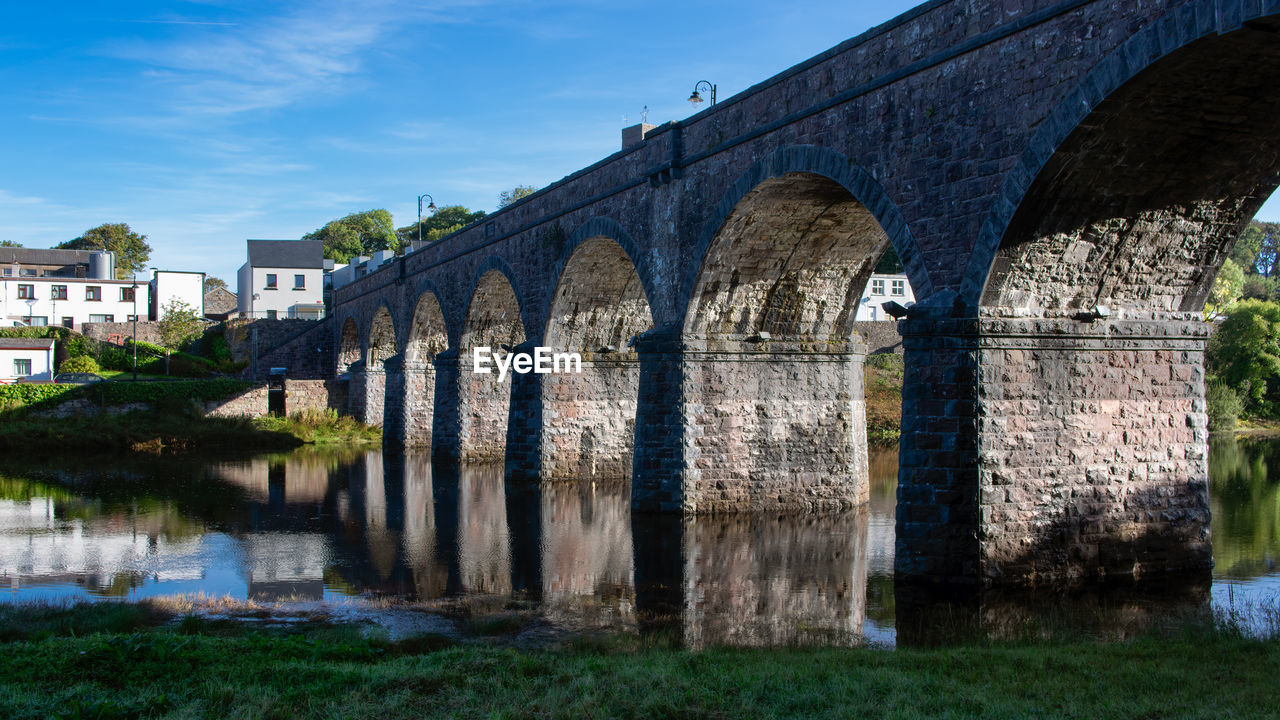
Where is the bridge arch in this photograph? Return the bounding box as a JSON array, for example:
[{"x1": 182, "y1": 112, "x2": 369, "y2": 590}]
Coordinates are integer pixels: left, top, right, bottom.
[
  {"x1": 390, "y1": 285, "x2": 451, "y2": 448},
  {"x1": 680, "y1": 144, "x2": 932, "y2": 321},
  {"x1": 336, "y1": 317, "x2": 361, "y2": 376},
  {"x1": 663, "y1": 152, "x2": 912, "y2": 510},
  {"x1": 925, "y1": 7, "x2": 1280, "y2": 588},
  {"x1": 458, "y1": 263, "x2": 527, "y2": 461},
  {"x1": 963, "y1": 5, "x2": 1280, "y2": 311},
  {"x1": 542, "y1": 233, "x2": 655, "y2": 479},
  {"x1": 358, "y1": 303, "x2": 399, "y2": 428}
]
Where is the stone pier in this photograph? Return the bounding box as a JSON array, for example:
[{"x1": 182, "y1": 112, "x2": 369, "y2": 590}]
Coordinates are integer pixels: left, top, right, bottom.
[
  {"x1": 632, "y1": 330, "x2": 869, "y2": 514},
  {"x1": 896, "y1": 310, "x2": 1213, "y2": 590}
]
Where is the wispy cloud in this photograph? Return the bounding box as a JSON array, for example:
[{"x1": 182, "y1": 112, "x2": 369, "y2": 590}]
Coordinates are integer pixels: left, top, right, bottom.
[{"x1": 97, "y1": 1, "x2": 487, "y2": 122}]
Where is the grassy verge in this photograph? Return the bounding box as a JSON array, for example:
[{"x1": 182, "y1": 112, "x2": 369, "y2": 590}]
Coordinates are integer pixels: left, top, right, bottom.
[
  {"x1": 865, "y1": 353, "x2": 903, "y2": 445},
  {"x1": 0, "y1": 410, "x2": 307, "y2": 455},
  {"x1": 252, "y1": 408, "x2": 382, "y2": 445},
  {"x1": 0, "y1": 603, "x2": 1275, "y2": 719}
]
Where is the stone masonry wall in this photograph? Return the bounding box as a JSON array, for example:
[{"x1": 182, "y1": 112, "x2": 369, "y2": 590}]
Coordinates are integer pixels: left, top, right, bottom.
[
  {"x1": 976, "y1": 316, "x2": 1212, "y2": 586},
  {"x1": 81, "y1": 321, "x2": 164, "y2": 346},
  {"x1": 204, "y1": 379, "x2": 347, "y2": 418},
  {"x1": 680, "y1": 338, "x2": 869, "y2": 513},
  {"x1": 541, "y1": 358, "x2": 640, "y2": 480}
]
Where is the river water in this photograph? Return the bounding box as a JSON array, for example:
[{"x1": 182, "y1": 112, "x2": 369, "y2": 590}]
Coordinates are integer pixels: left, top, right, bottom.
[{"x1": 0, "y1": 437, "x2": 1276, "y2": 646}]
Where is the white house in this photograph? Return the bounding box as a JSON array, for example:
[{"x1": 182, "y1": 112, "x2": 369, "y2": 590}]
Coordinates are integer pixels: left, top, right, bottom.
[
  {"x1": 150, "y1": 270, "x2": 205, "y2": 320},
  {"x1": 0, "y1": 248, "x2": 151, "y2": 329},
  {"x1": 0, "y1": 337, "x2": 55, "y2": 382},
  {"x1": 237, "y1": 240, "x2": 326, "y2": 319},
  {"x1": 855, "y1": 272, "x2": 915, "y2": 321}
]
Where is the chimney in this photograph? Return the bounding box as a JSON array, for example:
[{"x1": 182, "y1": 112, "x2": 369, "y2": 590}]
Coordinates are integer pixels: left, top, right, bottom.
[{"x1": 622, "y1": 123, "x2": 657, "y2": 150}]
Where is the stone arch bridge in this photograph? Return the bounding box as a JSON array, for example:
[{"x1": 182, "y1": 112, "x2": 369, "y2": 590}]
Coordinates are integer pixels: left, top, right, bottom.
[{"x1": 319, "y1": 0, "x2": 1280, "y2": 591}]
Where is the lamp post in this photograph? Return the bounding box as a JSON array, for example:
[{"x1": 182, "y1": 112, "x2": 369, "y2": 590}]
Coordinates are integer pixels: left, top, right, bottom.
[
  {"x1": 417, "y1": 194, "x2": 437, "y2": 248},
  {"x1": 131, "y1": 277, "x2": 139, "y2": 381},
  {"x1": 688, "y1": 80, "x2": 717, "y2": 108}
]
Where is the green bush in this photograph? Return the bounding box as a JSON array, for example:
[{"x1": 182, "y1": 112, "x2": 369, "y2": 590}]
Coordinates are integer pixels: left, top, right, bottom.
[
  {"x1": 58, "y1": 356, "x2": 100, "y2": 374},
  {"x1": 865, "y1": 352, "x2": 905, "y2": 374},
  {"x1": 1207, "y1": 382, "x2": 1244, "y2": 432},
  {"x1": 99, "y1": 346, "x2": 130, "y2": 371},
  {"x1": 63, "y1": 335, "x2": 97, "y2": 360},
  {"x1": 0, "y1": 379, "x2": 253, "y2": 417}
]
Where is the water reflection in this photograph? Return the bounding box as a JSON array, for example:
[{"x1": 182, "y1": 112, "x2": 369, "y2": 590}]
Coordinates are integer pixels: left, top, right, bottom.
[{"x1": 0, "y1": 436, "x2": 1277, "y2": 645}]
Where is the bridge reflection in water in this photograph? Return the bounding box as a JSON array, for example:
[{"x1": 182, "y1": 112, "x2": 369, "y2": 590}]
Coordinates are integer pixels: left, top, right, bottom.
[
  {"x1": 2, "y1": 442, "x2": 1253, "y2": 646},
  {"x1": 214, "y1": 450, "x2": 884, "y2": 647}
]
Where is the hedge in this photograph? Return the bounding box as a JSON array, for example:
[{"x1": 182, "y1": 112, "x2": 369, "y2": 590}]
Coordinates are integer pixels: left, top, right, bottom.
[{"x1": 0, "y1": 379, "x2": 253, "y2": 414}]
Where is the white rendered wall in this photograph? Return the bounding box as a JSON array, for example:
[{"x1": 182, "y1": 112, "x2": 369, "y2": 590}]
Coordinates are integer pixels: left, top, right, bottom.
[
  {"x1": 854, "y1": 273, "x2": 915, "y2": 322},
  {"x1": 0, "y1": 346, "x2": 54, "y2": 381},
  {"x1": 0, "y1": 278, "x2": 151, "y2": 329}
]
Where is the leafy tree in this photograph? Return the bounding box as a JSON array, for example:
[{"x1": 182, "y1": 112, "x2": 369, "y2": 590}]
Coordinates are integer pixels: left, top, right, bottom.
[
  {"x1": 204, "y1": 277, "x2": 228, "y2": 293},
  {"x1": 873, "y1": 245, "x2": 904, "y2": 274},
  {"x1": 304, "y1": 209, "x2": 397, "y2": 263},
  {"x1": 1206, "y1": 258, "x2": 1245, "y2": 318},
  {"x1": 157, "y1": 299, "x2": 204, "y2": 350},
  {"x1": 1237, "y1": 220, "x2": 1280, "y2": 278},
  {"x1": 1208, "y1": 300, "x2": 1280, "y2": 416},
  {"x1": 498, "y1": 185, "x2": 537, "y2": 208},
  {"x1": 395, "y1": 205, "x2": 487, "y2": 247},
  {"x1": 1241, "y1": 275, "x2": 1274, "y2": 301},
  {"x1": 0, "y1": 240, "x2": 21, "y2": 247},
  {"x1": 57, "y1": 223, "x2": 152, "y2": 279}
]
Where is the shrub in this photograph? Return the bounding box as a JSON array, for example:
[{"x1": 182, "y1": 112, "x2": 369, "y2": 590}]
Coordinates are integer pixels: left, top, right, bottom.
[
  {"x1": 58, "y1": 356, "x2": 100, "y2": 374},
  {"x1": 99, "y1": 346, "x2": 129, "y2": 371},
  {"x1": 1207, "y1": 382, "x2": 1244, "y2": 432}
]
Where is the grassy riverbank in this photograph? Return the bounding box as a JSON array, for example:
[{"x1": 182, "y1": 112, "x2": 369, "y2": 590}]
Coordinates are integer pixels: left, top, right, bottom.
[
  {"x1": 0, "y1": 603, "x2": 1275, "y2": 719},
  {"x1": 865, "y1": 353, "x2": 903, "y2": 444},
  {"x1": 0, "y1": 407, "x2": 379, "y2": 455}
]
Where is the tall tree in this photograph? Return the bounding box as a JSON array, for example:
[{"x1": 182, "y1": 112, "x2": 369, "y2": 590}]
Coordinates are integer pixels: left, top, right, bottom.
[
  {"x1": 57, "y1": 223, "x2": 151, "y2": 279},
  {"x1": 0, "y1": 240, "x2": 21, "y2": 247},
  {"x1": 303, "y1": 209, "x2": 397, "y2": 264},
  {"x1": 498, "y1": 185, "x2": 537, "y2": 208},
  {"x1": 395, "y1": 205, "x2": 487, "y2": 247},
  {"x1": 204, "y1": 277, "x2": 228, "y2": 293}
]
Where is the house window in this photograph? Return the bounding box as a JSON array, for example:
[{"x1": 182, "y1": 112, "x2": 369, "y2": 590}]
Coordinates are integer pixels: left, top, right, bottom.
[
  {"x1": 2, "y1": 268, "x2": 10, "y2": 276},
  {"x1": 88, "y1": 314, "x2": 114, "y2": 323},
  {"x1": 86, "y1": 286, "x2": 101, "y2": 301},
  {"x1": 19, "y1": 268, "x2": 36, "y2": 277},
  {"x1": 871, "y1": 279, "x2": 885, "y2": 296},
  {"x1": 121, "y1": 287, "x2": 135, "y2": 302},
  {"x1": 51, "y1": 285, "x2": 68, "y2": 300},
  {"x1": 126, "y1": 315, "x2": 138, "y2": 322},
  {"x1": 13, "y1": 359, "x2": 31, "y2": 377},
  {"x1": 267, "y1": 310, "x2": 278, "y2": 320},
  {"x1": 17, "y1": 284, "x2": 34, "y2": 299},
  {"x1": 265, "y1": 274, "x2": 277, "y2": 289},
  {"x1": 22, "y1": 316, "x2": 47, "y2": 326},
  {"x1": 294, "y1": 274, "x2": 305, "y2": 290},
  {"x1": 61, "y1": 317, "x2": 74, "y2": 328},
  {"x1": 891, "y1": 280, "x2": 905, "y2": 297}
]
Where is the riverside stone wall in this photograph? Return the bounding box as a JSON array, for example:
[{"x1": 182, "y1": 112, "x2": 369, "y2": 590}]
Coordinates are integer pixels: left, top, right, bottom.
[{"x1": 204, "y1": 379, "x2": 347, "y2": 418}]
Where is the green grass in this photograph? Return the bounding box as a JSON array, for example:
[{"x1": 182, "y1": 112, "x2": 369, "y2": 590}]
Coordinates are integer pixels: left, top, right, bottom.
[
  {"x1": 252, "y1": 408, "x2": 382, "y2": 445},
  {"x1": 0, "y1": 410, "x2": 305, "y2": 456},
  {"x1": 97, "y1": 370, "x2": 179, "y2": 382},
  {"x1": 865, "y1": 353, "x2": 903, "y2": 445},
  {"x1": 0, "y1": 602, "x2": 1275, "y2": 719}
]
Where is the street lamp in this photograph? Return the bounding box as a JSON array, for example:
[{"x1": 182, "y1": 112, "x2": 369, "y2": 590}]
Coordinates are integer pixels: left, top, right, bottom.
[
  {"x1": 688, "y1": 80, "x2": 717, "y2": 108},
  {"x1": 131, "y1": 276, "x2": 140, "y2": 381},
  {"x1": 417, "y1": 193, "x2": 437, "y2": 248}
]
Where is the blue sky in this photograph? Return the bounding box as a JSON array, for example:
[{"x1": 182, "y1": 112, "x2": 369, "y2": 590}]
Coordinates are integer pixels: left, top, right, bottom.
[{"x1": 1, "y1": 1, "x2": 1276, "y2": 287}]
